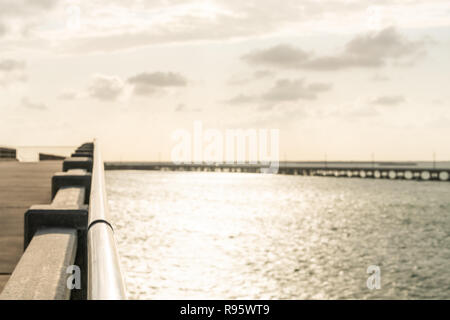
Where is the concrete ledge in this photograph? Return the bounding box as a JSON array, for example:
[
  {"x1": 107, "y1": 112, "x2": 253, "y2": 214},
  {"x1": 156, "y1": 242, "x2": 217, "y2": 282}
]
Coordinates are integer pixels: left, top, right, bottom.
[
  {"x1": 79, "y1": 142, "x2": 93, "y2": 148},
  {"x1": 76, "y1": 148, "x2": 93, "y2": 154},
  {"x1": 63, "y1": 157, "x2": 93, "y2": 172},
  {"x1": 25, "y1": 186, "x2": 87, "y2": 248},
  {"x1": 24, "y1": 205, "x2": 88, "y2": 250},
  {"x1": 52, "y1": 186, "x2": 85, "y2": 208},
  {"x1": 71, "y1": 152, "x2": 93, "y2": 158},
  {"x1": 39, "y1": 153, "x2": 65, "y2": 161},
  {"x1": 0, "y1": 228, "x2": 77, "y2": 300},
  {"x1": 23, "y1": 185, "x2": 89, "y2": 299},
  {"x1": 76, "y1": 144, "x2": 93, "y2": 153},
  {"x1": 23, "y1": 186, "x2": 89, "y2": 300},
  {"x1": 52, "y1": 171, "x2": 91, "y2": 203}
]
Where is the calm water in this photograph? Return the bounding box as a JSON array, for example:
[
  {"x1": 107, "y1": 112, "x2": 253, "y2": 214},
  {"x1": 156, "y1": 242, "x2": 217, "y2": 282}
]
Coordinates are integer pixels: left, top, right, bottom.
[{"x1": 106, "y1": 171, "x2": 450, "y2": 299}]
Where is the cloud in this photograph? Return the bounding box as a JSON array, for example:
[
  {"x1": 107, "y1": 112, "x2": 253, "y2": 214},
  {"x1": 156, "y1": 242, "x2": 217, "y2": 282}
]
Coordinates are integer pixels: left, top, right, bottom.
[
  {"x1": 128, "y1": 72, "x2": 187, "y2": 96},
  {"x1": 242, "y1": 44, "x2": 311, "y2": 69},
  {"x1": 174, "y1": 103, "x2": 202, "y2": 112},
  {"x1": 432, "y1": 99, "x2": 443, "y2": 106},
  {"x1": 128, "y1": 72, "x2": 187, "y2": 87},
  {"x1": 262, "y1": 79, "x2": 332, "y2": 102},
  {"x1": 306, "y1": 82, "x2": 333, "y2": 92},
  {"x1": 0, "y1": 0, "x2": 58, "y2": 13},
  {"x1": 0, "y1": 59, "x2": 26, "y2": 71},
  {"x1": 331, "y1": 95, "x2": 406, "y2": 119},
  {"x1": 0, "y1": 59, "x2": 27, "y2": 85},
  {"x1": 63, "y1": 71, "x2": 187, "y2": 101},
  {"x1": 54, "y1": 0, "x2": 316, "y2": 53},
  {"x1": 21, "y1": 97, "x2": 47, "y2": 110},
  {"x1": 253, "y1": 70, "x2": 275, "y2": 79},
  {"x1": 227, "y1": 94, "x2": 259, "y2": 104},
  {"x1": 58, "y1": 90, "x2": 80, "y2": 100},
  {"x1": 0, "y1": 0, "x2": 58, "y2": 19},
  {"x1": 370, "y1": 74, "x2": 390, "y2": 82},
  {"x1": 130, "y1": 83, "x2": 158, "y2": 96},
  {"x1": 0, "y1": 1, "x2": 446, "y2": 53},
  {"x1": 228, "y1": 70, "x2": 274, "y2": 85},
  {"x1": 0, "y1": 0, "x2": 59, "y2": 37},
  {"x1": 370, "y1": 95, "x2": 405, "y2": 106},
  {"x1": 242, "y1": 27, "x2": 428, "y2": 71},
  {"x1": 175, "y1": 103, "x2": 185, "y2": 112},
  {"x1": 227, "y1": 74, "x2": 247, "y2": 86},
  {"x1": 0, "y1": 23, "x2": 7, "y2": 37},
  {"x1": 46, "y1": 1, "x2": 447, "y2": 53},
  {"x1": 87, "y1": 74, "x2": 125, "y2": 101},
  {"x1": 227, "y1": 78, "x2": 332, "y2": 105}
]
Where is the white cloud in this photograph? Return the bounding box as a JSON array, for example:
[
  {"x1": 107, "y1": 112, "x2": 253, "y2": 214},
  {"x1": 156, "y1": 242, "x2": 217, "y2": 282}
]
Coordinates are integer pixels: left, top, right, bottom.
[
  {"x1": 370, "y1": 74, "x2": 390, "y2": 82},
  {"x1": 227, "y1": 78, "x2": 332, "y2": 106},
  {"x1": 0, "y1": 0, "x2": 58, "y2": 17},
  {"x1": 262, "y1": 79, "x2": 332, "y2": 102},
  {"x1": 0, "y1": 59, "x2": 26, "y2": 71},
  {"x1": 228, "y1": 70, "x2": 274, "y2": 86},
  {"x1": 87, "y1": 74, "x2": 125, "y2": 101},
  {"x1": 253, "y1": 70, "x2": 275, "y2": 79},
  {"x1": 370, "y1": 95, "x2": 405, "y2": 106},
  {"x1": 0, "y1": 0, "x2": 59, "y2": 38},
  {"x1": 58, "y1": 90, "x2": 81, "y2": 100},
  {"x1": 242, "y1": 44, "x2": 311, "y2": 69},
  {"x1": 128, "y1": 71, "x2": 187, "y2": 96},
  {"x1": 242, "y1": 27, "x2": 429, "y2": 71},
  {"x1": 70, "y1": 71, "x2": 188, "y2": 100},
  {"x1": 0, "y1": 23, "x2": 7, "y2": 37},
  {"x1": 21, "y1": 97, "x2": 47, "y2": 110},
  {"x1": 128, "y1": 72, "x2": 187, "y2": 87},
  {"x1": 226, "y1": 94, "x2": 258, "y2": 104},
  {"x1": 175, "y1": 103, "x2": 185, "y2": 112},
  {"x1": 0, "y1": 59, "x2": 27, "y2": 85},
  {"x1": 6, "y1": 0, "x2": 441, "y2": 53}
]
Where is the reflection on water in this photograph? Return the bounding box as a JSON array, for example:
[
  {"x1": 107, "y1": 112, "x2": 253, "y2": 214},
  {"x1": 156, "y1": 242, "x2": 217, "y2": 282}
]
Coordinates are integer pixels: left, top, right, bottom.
[{"x1": 106, "y1": 171, "x2": 450, "y2": 299}]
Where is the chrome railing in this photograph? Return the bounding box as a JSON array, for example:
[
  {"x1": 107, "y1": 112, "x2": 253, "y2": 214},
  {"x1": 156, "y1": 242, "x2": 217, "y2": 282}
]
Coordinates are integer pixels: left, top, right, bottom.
[{"x1": 87, "y1": 140, "x2": 126, "y2": 300}]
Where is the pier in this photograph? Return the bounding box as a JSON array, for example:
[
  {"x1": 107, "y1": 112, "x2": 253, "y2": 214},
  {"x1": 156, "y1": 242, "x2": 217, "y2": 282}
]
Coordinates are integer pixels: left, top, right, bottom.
[
  {"x1": 105, "y1": 161, "x2": 450, "y2": 182},
  {"x1": 0, "y1": 142, "x2": 126, "y2": 300},
  {"x1": 0, "y1": 161, "x2": 61, "y2": 293}
]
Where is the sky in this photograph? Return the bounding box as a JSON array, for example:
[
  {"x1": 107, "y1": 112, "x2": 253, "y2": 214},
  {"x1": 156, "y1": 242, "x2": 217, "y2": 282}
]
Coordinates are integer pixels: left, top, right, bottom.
[{"x1": 0, "y1": 0, "x2": 449, "y2": 161}]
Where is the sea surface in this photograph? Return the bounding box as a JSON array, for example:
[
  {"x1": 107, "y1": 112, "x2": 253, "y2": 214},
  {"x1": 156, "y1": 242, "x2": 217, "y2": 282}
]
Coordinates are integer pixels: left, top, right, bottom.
[{"x1": 106, "y1": 171, "x2": 450, "y2": 299}]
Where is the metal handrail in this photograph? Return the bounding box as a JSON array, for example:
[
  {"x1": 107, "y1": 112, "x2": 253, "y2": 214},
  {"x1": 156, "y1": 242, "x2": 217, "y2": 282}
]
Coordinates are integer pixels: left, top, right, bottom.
[{"x1": 87, "y1": 140, "x2": 126, "y2": 300}]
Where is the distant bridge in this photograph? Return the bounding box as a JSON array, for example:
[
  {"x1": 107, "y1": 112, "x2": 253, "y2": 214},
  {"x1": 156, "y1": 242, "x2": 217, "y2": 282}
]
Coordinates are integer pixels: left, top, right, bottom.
[{"x1": 105, "y1": 161, "x2": 450, "y2": 182}]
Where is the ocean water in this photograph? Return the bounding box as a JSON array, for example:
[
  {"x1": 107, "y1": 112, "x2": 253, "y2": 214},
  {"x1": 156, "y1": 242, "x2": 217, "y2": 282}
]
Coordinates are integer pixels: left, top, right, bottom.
[{"x1": 106, "y1": 171, "x2": 450, "y2": 300}]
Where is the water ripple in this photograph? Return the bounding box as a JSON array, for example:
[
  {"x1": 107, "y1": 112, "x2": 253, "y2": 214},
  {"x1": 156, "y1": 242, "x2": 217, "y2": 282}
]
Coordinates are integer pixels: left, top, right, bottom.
[{"x1": 106, "y1": 171, "x2": 450, "y2": 299}]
